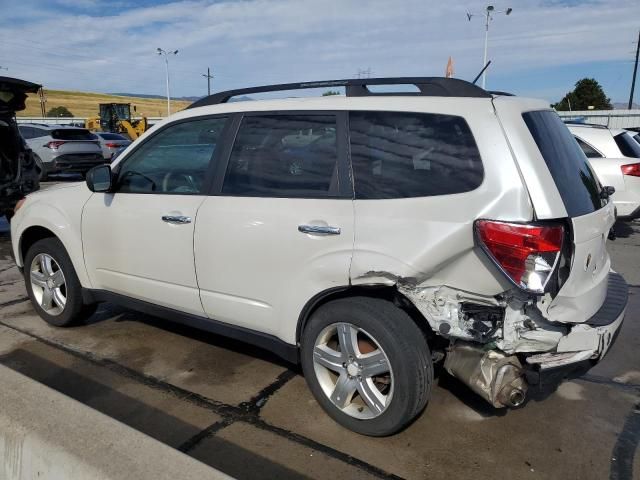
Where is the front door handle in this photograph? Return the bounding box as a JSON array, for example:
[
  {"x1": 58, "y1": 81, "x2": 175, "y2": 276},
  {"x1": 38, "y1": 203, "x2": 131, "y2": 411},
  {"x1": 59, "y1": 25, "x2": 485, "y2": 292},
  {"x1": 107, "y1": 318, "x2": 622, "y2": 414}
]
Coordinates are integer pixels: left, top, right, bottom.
[
  {"x1": 162, "y1": 215, "x2": 192, "y2": 224},
  {"x1": 298, "y1": 224, "x2": 341, "y2": 235}
]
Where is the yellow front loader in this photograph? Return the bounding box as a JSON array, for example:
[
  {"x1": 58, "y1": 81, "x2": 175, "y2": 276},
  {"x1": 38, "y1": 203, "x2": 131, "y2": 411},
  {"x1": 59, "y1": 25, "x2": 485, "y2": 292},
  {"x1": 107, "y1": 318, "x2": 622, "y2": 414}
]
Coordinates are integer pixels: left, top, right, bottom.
[{"x1": 85, "y1": 103, "x2": 148, "y2": 140}]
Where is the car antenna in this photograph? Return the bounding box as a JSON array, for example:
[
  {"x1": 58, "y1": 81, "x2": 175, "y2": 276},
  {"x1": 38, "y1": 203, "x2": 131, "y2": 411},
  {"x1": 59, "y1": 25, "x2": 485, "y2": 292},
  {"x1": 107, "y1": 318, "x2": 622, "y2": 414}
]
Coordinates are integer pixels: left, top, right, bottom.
[{"x1": 472, "y1": 60, "x2": 492, "y2": 85}]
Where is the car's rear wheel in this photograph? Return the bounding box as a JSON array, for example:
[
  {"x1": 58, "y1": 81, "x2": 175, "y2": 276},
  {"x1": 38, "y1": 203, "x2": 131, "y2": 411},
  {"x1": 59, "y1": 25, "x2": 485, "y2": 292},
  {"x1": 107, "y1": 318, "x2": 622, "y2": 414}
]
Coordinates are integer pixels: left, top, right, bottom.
[
  {"x1": 24, "y1": 237, "x2": 94, "y2": 327},
  {"x1": 301, "y1": 296, "x2": 433, "y2": 436}
]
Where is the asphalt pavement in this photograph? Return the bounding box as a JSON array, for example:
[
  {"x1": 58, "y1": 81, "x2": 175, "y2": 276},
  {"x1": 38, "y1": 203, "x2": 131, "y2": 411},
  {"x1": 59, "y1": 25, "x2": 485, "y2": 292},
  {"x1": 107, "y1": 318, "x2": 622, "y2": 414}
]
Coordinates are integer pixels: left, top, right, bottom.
[{"x1": 0, "y1": 181, "x2": 638, "y2": 480}]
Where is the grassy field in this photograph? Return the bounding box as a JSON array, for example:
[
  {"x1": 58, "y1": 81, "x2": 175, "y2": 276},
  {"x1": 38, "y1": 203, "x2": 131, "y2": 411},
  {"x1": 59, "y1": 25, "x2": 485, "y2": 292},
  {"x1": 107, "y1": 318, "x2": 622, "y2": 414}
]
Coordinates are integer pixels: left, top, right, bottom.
[{"x1": 19, "y1": 89, "x2": 192, "y2": 118}]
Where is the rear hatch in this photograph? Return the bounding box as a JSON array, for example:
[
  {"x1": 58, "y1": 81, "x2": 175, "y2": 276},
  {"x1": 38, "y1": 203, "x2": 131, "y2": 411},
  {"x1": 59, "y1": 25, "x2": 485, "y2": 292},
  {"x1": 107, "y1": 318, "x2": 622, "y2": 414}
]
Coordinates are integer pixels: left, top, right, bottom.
[
  {"x1": 49, "y1": 128, "x2": 102, "y2": 162},
  {"x1": 494, "y1": 98, "x2": 616, "y2": 324},
  {"x1": 51, "y1": 128, "x2": 102, "y2": 155}
]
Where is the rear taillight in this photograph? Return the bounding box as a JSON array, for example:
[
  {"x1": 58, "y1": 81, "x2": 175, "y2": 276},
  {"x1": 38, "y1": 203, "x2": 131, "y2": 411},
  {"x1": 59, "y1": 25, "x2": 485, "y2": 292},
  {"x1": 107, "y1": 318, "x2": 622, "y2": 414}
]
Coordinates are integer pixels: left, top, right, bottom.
[
  {"x1": 45, "y1": 140, "x2": 66, "y2": 149},
  {"x1": 475, "y1": 220, "x2": 564, "y2": 294},
  {"x1": 621, "y1": 163, "x2": 640, "y2": 177},
  {"x1": 105, "y1": 143, "x2": 120, "y2": 148}
]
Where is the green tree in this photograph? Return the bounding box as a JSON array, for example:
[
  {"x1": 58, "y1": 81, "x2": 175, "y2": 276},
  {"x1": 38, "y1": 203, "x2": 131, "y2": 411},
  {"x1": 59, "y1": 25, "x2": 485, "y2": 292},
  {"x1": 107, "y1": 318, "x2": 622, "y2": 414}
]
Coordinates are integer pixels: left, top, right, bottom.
[
  {"x1": 553, "y1": 78, "x2": 612, "y2": 111},
  {"x1": 46, "y1": 106, "x2": 74, "y2": 117},
  {"x1": 322, "y1": 90, "x2": 340, "y2": 96}
]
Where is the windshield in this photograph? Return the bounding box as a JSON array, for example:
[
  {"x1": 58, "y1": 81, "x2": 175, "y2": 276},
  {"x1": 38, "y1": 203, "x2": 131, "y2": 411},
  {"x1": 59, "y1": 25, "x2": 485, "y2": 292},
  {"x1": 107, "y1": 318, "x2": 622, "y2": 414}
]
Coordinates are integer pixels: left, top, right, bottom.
[
  {"x1": 523, "y1": 110, "x2": 603, "y2": 217},
  {"x1": 614, "y1": 132, "x2": 640, "y2": 158}
]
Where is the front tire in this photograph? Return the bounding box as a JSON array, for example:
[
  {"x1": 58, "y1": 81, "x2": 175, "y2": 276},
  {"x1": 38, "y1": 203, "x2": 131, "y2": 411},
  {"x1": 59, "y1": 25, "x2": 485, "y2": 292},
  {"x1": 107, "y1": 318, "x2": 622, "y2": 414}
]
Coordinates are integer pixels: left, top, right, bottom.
[
  {"x1": 301, "y1": 297, "x2": 433, "y2": 436},
  {"x1": 24, "y1": 237, "x2": 94, "y2": 327}
]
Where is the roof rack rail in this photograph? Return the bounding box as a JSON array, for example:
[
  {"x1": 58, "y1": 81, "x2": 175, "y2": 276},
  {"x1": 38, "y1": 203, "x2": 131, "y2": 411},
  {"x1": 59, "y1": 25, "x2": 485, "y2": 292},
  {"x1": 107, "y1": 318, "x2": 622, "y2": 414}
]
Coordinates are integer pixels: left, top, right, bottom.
[
  {"x1": 188, "y1": 76, "x2": 492, "y2": 109},
  {"x1": 562, "y1": 120, "x2": 608, "y2": 129},
  {"x1": 488, "y1": 90, "x2": 514, "y2": 96}
]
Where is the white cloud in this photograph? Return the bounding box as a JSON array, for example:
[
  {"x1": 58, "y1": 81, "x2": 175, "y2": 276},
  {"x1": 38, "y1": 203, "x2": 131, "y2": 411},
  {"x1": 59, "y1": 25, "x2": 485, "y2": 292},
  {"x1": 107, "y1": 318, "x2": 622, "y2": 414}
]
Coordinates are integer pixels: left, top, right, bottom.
[{"x1": 0, "y1": 0, "x2": 637, "y2": 101}]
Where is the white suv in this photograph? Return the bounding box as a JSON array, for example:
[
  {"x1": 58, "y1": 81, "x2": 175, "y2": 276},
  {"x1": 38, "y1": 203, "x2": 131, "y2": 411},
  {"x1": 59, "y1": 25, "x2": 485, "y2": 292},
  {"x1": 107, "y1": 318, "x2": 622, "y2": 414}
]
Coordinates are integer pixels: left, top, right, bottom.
[
  {"x1": 10, "y1": 78, "x2": 628, "y2": 436},
  {"x1": 567, "y1": 123, "x2": 640, "y2": 219}
]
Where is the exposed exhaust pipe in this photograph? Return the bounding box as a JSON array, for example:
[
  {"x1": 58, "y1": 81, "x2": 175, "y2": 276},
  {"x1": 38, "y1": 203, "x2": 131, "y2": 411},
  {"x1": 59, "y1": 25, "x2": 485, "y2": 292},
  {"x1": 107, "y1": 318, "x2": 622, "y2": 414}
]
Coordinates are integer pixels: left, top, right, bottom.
[{"x1": 444, "y1": 342, "x2": 528, "y2": 408}]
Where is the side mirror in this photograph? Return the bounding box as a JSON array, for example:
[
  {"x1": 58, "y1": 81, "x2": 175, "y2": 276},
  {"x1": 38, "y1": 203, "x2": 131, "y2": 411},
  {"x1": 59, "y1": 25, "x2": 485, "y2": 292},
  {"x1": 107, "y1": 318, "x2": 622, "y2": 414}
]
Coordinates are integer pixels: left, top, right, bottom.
[{"x1": 86, "y1": 164, "x2": 112, "y2": 192}]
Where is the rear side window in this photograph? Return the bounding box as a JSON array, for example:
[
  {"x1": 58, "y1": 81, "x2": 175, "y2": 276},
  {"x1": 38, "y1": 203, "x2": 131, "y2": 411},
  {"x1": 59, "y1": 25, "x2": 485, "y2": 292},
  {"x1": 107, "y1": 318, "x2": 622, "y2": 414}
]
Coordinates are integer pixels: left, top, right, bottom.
[
  {"x1": 574, "y1": 137, "x2": 602, "y2": 158},
  {"x1": 222, "y1": 114, "x2": 338, "y2": 197},
  {"x1": 99, "y1": 132, "x2": 127, "y2": 141},
  {"x1": 349, "y1": 111, "x2": 483, "y2": 199},
  {"x1": 523, "y1": 111, "x2": 602, "y2": 217},
  {"x1": 52, "y1": 129, "x2": 96, "y2": 141},
  {"x1": 18, "y1": 126, "x2": 34, "y2": 139},
  {"x1": 614, "y1": 132, "x2": 640, "y2": 158}
]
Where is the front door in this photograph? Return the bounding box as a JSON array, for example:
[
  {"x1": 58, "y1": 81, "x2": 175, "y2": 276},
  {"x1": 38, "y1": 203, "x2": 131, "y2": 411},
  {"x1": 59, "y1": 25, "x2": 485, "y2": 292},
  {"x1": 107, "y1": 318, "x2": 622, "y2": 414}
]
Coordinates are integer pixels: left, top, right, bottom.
[{"x1": 82, "y1": 116, "x2": 228, "y2": 316}]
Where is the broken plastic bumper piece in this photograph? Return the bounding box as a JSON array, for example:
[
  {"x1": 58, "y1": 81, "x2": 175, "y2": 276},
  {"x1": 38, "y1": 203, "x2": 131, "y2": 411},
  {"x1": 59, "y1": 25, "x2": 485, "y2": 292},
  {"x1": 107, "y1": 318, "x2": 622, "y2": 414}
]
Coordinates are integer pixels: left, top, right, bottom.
[{"x1": 526, "y1": 272, "x2": 627, "y2": 370}]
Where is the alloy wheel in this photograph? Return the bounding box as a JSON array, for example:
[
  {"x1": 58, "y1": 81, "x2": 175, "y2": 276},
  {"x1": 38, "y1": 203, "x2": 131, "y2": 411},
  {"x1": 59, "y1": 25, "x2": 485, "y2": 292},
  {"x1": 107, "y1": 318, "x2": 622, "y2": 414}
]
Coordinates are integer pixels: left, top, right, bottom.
[
  {"x1": 312, "y1": 322, "x2": 394, "y2": 419},
  {"x1": 30, "y1": 253, "x2": 67, "y2": 316}
]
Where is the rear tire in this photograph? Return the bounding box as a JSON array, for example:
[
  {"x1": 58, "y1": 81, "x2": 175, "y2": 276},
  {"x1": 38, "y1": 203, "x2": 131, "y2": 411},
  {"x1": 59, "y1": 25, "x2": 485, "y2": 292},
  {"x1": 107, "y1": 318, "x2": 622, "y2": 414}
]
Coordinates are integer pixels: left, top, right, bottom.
[
  {"x1": 24, "y1": 237, "x2": 94, "y2": 327},
  {"x1": 301, "y1": 297, "x2": 433, "y2": 436}
]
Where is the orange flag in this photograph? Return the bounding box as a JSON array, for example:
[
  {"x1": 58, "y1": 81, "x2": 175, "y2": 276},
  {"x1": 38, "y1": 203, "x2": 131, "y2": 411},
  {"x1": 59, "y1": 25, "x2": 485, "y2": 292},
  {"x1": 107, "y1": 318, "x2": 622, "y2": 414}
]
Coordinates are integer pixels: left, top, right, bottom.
[{"x1": 445, "y1": 57, "x2": 454, "y2": 78}]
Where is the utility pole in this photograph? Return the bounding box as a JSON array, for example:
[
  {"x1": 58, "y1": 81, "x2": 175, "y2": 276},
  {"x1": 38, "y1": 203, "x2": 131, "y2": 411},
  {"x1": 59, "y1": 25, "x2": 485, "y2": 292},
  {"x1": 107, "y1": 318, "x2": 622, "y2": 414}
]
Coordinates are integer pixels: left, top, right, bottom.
[
  {"x1": 202, "y1": 67, "x2": 214, "y2": 96},
  {"x1": 629, "y1": 30, "x2": 639, "y2": 110},
  {"x1": 355, "y1": 68, "x2": 372, "y2": 79}
]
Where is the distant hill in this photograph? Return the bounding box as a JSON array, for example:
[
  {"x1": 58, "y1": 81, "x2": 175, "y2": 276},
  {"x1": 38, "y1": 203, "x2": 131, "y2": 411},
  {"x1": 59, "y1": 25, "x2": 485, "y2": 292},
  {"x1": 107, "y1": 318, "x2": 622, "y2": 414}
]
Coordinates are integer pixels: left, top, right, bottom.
[
  {"x1": 19, "y1": 89, "x2": 192, "y2": 118},
  {"x1": 111, "y1": 92, "x2": 202, "y2": 102},
  {"x1": 613, "y1": 102, "x2": 640, "y2": 110}
]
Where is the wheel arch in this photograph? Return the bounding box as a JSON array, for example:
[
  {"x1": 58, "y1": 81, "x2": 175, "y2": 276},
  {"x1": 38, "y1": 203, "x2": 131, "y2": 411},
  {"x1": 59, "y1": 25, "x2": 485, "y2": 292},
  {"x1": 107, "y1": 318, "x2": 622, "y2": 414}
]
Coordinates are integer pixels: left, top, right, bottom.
[
  {"x1": 14, "y1": 203, "x2": 92, "y2": 288},
  {"x1": 19, "y1": 225, "x2": 57, "y2": 265},
  {"x1": 295, "y1": 284, "x2": 436, "y2": 346}
]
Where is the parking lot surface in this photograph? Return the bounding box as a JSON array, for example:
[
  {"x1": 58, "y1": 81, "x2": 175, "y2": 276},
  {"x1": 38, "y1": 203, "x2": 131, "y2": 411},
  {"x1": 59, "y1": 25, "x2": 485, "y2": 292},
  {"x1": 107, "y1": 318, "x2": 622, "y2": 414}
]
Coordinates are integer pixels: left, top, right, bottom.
[{"x1": 0, "y1": 180, "x2": 639, "y2": 480}]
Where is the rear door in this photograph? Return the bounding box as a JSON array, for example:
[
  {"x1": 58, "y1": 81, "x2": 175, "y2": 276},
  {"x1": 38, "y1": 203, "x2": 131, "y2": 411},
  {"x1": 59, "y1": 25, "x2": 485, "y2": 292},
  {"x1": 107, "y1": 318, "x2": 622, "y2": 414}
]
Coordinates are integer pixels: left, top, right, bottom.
[
  {"x1": 194, "y1": 112, "x2": 354, "y2": 342},
  {"x1": 495, "y1": 101, "x2": 616, "y2": 323}
]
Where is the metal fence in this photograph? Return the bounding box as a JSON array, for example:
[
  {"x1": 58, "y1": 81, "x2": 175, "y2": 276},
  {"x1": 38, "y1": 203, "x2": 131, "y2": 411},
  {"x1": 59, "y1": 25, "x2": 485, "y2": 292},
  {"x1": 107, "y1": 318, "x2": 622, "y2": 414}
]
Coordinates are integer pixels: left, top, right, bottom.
[
  {"x1": 16, "y1": 111, "x2": 640, "y2": 130},
  {"x1": 556, "y1": 110, "x2": 640, "y2": 129},
  {"x1": 16, "y1": 117, "x2": 164, "y2": 126}
]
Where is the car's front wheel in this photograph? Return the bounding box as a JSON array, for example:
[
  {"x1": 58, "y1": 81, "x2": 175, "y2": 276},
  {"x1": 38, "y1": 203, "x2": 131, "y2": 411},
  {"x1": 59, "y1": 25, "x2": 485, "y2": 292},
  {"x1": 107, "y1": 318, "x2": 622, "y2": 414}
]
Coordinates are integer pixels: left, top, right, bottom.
[
  {"x1": 24, "y1": 237, "x2": 94, "y2": 327},
  {"x1": 301, "y1": 297, "x2": 433, "y2": 436}
]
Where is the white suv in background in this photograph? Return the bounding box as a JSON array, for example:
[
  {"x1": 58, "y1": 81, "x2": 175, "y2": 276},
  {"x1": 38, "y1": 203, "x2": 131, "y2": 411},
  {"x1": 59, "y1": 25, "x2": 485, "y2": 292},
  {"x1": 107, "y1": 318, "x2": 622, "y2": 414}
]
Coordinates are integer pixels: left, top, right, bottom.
[
  {"x1": 568, "y1": 122, "x2": 640, "y2": 219},
  {"x1": 11, "y1": 78, "x2": 628, "y2": 436},
  {"x1": 18, "y1": 124, "x2": 104, "y2": 180}
]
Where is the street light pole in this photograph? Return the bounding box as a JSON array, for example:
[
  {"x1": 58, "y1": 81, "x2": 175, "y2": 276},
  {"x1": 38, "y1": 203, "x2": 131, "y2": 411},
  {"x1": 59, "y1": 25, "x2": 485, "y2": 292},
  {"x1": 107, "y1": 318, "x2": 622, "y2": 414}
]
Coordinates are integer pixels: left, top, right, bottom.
[
  {"x1": 157, "y1": 48, "x2": 178, "y2": 116},
  {"x1": 468, "y1": 6, "x2": 512, "y2": 90},
  {"x1": 482, "y1": 9, "x2": 491, "y2": 89}
]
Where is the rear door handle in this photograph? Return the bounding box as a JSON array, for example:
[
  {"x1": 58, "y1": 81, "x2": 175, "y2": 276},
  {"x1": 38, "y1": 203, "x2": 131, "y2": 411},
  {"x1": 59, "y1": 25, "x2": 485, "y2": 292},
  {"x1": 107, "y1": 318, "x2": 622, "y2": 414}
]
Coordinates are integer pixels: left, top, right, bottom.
[
  {"x1": 298, "y1": 224, "x2": 341, "y2": 235},
  {"x1": 162, "y1": 215, "x2": 192, "y2": 224}
]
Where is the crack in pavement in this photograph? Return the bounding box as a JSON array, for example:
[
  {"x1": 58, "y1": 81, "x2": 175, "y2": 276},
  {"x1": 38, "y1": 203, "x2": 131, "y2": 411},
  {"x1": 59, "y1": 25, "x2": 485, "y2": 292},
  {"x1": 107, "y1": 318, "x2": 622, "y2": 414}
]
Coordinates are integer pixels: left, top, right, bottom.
[
  {"x1": 610, "y1": 404, "x2": 640, "y2": 480},
  {"x1": 0, "y1": 319, "x2": 401, "y2": 480}
]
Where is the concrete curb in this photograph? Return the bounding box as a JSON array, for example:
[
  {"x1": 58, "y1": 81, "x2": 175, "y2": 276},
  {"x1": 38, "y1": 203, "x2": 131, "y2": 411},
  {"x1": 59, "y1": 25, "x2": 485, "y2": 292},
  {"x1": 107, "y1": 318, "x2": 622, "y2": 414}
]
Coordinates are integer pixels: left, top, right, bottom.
[{"x1": 0, "y1": 364, "x2": 233, "y2": 480}]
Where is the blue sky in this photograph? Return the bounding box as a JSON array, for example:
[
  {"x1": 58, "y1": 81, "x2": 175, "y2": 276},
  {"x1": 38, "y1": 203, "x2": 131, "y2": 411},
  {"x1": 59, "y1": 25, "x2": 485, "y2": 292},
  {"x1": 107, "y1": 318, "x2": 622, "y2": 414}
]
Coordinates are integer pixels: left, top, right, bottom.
[{"x1": 0, "y1": 0, "x2": 637, "y2": 104}]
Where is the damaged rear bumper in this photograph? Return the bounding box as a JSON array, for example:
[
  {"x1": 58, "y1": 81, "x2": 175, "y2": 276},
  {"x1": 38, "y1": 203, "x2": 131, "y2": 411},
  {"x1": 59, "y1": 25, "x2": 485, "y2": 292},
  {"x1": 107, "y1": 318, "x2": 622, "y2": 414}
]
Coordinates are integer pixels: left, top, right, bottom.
[
  {"x1": 525, "y1": 272, "x2": 627, "y2": 370},
  {"x1": 441, "y1": 272, "x2": 627, "y2": 408}
]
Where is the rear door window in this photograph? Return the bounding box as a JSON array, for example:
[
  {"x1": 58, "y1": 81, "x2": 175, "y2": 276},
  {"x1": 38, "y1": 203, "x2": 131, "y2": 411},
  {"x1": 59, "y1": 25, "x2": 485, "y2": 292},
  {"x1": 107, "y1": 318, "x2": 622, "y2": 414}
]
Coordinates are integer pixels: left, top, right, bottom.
[
  {"x1": 523, "y1": 111, "x2": 603, "y2": 217},
  {"x1": 99, "y1": 133, "x2": 128, "y2": 141},
  {"x1": 222, "y1": 114, "x2": 338, "y2": 197},
  {"x1": 574, "y1": 137, "x2": 602, "y2": 158},
  {"x1": 18, "y1": 126, "x2": 34, "y2": 139},
  {"x1": 52, "y1": 129, "x2": 96, "y2": 141},
  {"x1": 349, "y1": 111, "x2": 483, "y2": 199}
]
